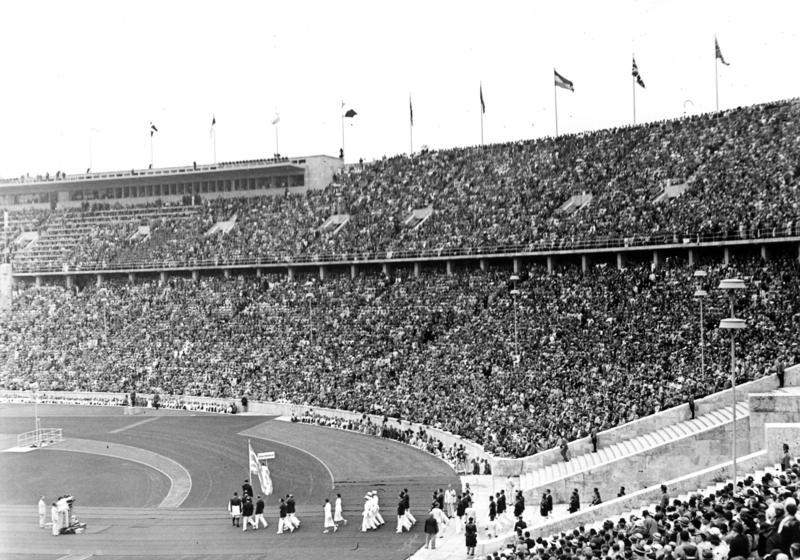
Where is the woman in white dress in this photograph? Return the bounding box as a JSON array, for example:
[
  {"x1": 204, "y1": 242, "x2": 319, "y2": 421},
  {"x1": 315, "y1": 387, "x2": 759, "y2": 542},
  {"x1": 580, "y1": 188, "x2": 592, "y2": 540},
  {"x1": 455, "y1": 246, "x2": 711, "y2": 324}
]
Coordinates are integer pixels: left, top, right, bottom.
[
  {"x1": 334, "y1": 493, "x2": 347, "y2": 528},
  {"x1": 323, "y1": 499, "x2": 336, "y2": 533}
]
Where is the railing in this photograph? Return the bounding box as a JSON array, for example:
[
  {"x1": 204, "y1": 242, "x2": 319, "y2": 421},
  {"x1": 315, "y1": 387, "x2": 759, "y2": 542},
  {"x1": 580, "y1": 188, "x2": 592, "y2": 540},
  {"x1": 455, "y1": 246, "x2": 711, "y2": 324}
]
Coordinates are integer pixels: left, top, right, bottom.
[
  {"x1": 9, "y1": 223, "x2": 800, "y2": 274},
  {"x1": 16, "y1": 427, "x2": 63, "y2": 448}
]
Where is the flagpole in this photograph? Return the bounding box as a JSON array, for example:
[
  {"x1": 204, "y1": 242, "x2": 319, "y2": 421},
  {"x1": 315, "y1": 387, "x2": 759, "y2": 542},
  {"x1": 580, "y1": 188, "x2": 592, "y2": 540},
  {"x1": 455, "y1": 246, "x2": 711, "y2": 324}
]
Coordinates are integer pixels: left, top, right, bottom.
[
  {"x1": 340, "y1": 101, "x2": 346, "y2": 161},
  {"x1": 632, "y1": 73, "x2": 637, "y2": 125},
  {"x1": 275, "y1": 123, "x2": 279, "y2": 157},
  {"x1": 554, "y1": 79, "x2": 559, "y2": 137},
  {"x1": 714, "y1": 38, "x2": 719, "y2": 112},
  {"x1": 410, "y1": 94, "x2": 414, "y2": 154},
  {"x1": 150, "y1": 133, "x2": 154, "y2": 168},
  {"x1": 480, "y1": 82, "x2": 484, "y2": 145},
  {"x1": 213, "y1": 128, "x2": 217, "y2": 164}
]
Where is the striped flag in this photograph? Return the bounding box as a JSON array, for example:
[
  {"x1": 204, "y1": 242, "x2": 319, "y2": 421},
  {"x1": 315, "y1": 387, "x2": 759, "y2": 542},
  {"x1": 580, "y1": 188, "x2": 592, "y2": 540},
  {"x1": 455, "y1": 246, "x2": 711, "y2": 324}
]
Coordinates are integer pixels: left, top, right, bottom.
[
  {"x1": 480, "y1": 83, "x2": 485, "y2": 114},
  {"x1": 554, "y1": 69, "x2": 574, "y2": 92},
  {"x1": 632, "y1": 57, "x2": 646, "y2": 88},
  {"x1": 248, "y1": 440, "x2": 273, "y2": 496},
  {"x1": 715, "y1": 37, "x2": 730, "y2": 66}
]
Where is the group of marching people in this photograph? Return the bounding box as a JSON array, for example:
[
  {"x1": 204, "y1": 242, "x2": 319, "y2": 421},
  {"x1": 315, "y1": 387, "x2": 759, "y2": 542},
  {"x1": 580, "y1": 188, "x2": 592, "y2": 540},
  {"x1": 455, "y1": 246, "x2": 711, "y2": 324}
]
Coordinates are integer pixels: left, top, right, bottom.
[
  {"x1": 227, "y1": 479, "x2": 303, "y2": 534},
  {"x1": 360, "y1": 490, "x2": 386, "y2": 532}
]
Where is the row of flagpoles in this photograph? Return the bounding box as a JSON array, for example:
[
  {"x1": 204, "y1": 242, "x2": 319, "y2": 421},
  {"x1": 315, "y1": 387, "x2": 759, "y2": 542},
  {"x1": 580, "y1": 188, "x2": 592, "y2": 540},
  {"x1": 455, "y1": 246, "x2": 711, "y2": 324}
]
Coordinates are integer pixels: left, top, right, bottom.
[{"x1": 141, "y1": 38, "x2": 730, "y2": 167}]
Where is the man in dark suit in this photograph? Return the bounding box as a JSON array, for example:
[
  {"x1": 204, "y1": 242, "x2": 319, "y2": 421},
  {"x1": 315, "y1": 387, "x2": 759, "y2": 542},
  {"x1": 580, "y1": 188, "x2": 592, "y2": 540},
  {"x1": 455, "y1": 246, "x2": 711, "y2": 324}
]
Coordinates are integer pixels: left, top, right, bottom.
[
  {"x1": 242, "y1": 479, "x2": 253, "y2": 499},
  {"x1": 423, "y1": 511, "x2": 438, "y2": 549}
]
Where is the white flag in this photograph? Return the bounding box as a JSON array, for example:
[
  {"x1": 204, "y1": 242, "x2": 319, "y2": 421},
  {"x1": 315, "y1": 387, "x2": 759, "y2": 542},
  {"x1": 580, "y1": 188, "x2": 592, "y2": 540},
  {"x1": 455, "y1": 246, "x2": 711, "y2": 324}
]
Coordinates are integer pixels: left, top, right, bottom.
[{"x1": 248, "y1": 441, "x2": 273, "y2": 496}]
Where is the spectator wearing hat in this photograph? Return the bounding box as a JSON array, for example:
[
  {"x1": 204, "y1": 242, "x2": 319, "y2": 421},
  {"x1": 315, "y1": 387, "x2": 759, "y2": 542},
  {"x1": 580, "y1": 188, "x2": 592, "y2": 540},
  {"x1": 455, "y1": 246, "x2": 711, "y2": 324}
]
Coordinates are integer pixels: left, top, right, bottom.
[
  {"x1": 640, "y1": 510, "x2": 658, "y2": 538},
  {"x1": 465, "y1": 516, "x2": 478, "y2": 557},
  {"x1": 782, "y1": 444, "x2": 792, "y2": 472},
  {"x1": 569, "y1": 489, "x2": 580, "y2": 514},
  {"x1": 423, "y1": 510, "x2": 438, "y2": 549},
  {"x1": 779, "y1": 499, "x2": 800, "y2": 553},
  {"x1": 729, "y1": 522, "x2": 750, "y2": 558},
  {"x1": 591, "y1": 488, "x2": 603, "y2": 507}
]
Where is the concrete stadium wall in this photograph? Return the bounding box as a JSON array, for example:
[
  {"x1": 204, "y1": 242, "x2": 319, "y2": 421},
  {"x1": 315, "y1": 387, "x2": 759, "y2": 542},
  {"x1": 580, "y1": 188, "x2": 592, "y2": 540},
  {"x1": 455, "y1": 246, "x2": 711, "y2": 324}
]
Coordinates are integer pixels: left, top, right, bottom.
[
  {"x1": 522, "y1": 415, "x2": 752, "y2": 504},
  {"x1": 526, "y1": 449, "x2": 770, "y2": 540},
  {"x1": 492, "y1": 367, "x2": 800, "y2": 477},
  {"x1": 749, "y1": 393, "x2": 800, "y2": 451}
]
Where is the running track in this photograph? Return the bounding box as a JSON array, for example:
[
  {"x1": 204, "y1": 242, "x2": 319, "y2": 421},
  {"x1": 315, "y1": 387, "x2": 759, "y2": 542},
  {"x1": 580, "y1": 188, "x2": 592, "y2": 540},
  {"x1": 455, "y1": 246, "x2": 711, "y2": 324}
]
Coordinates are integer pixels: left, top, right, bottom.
[{"x1": 0, "y1": 403, "x2": 459, "y2": 560}]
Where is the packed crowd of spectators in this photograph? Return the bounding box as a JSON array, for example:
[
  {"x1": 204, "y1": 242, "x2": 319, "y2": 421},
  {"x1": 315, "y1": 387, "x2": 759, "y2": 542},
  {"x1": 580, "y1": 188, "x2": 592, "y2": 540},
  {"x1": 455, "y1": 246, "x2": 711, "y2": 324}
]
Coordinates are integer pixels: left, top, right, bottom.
[
  {"x1": 292, "y1": 409, "x2": 480, "y2": 473},
  {"x1": 496, "y1": 461, "x2": 800, "y2": 560},
  {"x1": 1, "y1": 255, "x2": 798, "y2": 458},
  {"x1": 3, "y1": 99, "x2": 799, "y2": 271}
]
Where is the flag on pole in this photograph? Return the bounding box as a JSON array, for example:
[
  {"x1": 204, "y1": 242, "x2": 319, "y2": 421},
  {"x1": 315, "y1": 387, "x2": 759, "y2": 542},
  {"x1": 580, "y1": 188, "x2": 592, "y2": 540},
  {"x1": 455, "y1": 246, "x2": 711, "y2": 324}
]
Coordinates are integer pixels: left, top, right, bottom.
[
  {"x1": 209, "y1": 115, "x2": 216, "y2": 138},
  {"x1": 632, "y1": 57, "x2": 646, "y2": 88},
  {"x1": 554, "y1": 70, "x2": 575, "y2": 92},
  {"x1": 409, "y1": 95, "x2": 413, "y2": 126},
  {"x1": 272, "y1": 113, "x2": 280, "y2": 125},
  {"x1": 479, "y1": 83, "x2": 486, "y2": 114},
  {"x1": 248, "y1": 440, "x2": 273, "y2": 496},
  {"x1": 344, "y1": 109, "x2": 357, "y2": 118},
  {"x1": 715, "y1": 37, "x2": 730, "y2": 66},
  {"x1": 150, "y1": 122, "x2": 158, "y2": 137}
]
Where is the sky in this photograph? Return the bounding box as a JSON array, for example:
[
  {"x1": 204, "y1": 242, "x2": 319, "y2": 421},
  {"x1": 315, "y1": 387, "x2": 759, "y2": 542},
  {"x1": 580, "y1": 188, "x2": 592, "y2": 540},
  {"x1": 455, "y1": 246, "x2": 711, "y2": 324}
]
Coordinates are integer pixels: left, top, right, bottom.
[{"x1": 0, "y1": 0, "x2": 798, "y2": 178}]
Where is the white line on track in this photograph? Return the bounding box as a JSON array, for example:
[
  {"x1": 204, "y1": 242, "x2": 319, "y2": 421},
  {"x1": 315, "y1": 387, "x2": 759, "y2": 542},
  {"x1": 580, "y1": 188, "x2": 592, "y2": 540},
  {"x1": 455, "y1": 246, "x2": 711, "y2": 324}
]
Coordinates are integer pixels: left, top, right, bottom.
[
  {"x1": 246, "y1": 435, "x2": 336, "y2": 490},
  {"x1": 108, "y1": 415, "x2": 160, "y2": 434}
]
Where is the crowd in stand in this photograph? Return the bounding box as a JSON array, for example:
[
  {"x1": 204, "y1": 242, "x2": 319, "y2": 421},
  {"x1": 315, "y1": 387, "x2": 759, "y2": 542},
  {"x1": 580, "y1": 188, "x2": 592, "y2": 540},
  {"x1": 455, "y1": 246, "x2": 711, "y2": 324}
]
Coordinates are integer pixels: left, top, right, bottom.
[
  {"x1": 3, "y1": 99, "x2": 799, "y2": 272},
  {"x1": 1, "y1": 255, "x2": 798, "y2": 458},
  {"x1": 494, "y1": 461, "x2": 800, "y2": 560}
]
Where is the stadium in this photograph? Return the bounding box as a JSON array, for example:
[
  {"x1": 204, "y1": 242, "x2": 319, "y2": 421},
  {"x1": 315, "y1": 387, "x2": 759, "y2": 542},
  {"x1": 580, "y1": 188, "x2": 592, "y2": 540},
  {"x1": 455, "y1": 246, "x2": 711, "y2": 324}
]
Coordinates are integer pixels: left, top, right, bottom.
[{"x1": 3, "y1": 2, "x2": 800, "y2": 560}]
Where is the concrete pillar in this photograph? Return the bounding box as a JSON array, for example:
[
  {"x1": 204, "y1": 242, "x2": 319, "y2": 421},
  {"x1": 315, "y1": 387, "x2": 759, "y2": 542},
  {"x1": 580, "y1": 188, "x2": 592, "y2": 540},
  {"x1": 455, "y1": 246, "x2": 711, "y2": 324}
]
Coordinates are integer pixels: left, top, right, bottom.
[
  {"x1": 382, "y1": 263, "x2": 390, "y2": 276},
  {"x1": 581, "y1": 255, "x2": 589, "y2": 274},
  {"x1": 760, "y1": 245, "x2": 768, "y2": 261},
  {"x1": 35, "y1": 276, "x2": 42, "y2": 287},
  {"x1": 160, "y1": 271, "x2": 168, "y2": 283},
  {"x1": 616, "y1": 252, "x2": 625, "y2": 271},
  {"x1": 287, "y1": 267, "x2": 295, "y2": 281},
  {"x1": 128, "y1": 272, "x2": 135, "y2": 283},
  {"x1": 723, "y1": 247, "x2": 730, "y2": 266},
  {"x1": 688, "y1": 249, "x2": 695, "y2": 267},
  {"x1": 414, "y1": 262, "x2": 421, "y2": 278},
  {"x1": 547, "y1": 256, "x2": 554, "y2": 275},
  {"x1": 513, "y1": 258, "x2": 521, "y2": 274},
  {"x1": 446, "y1": 260, "x2": 453, "y2": 276},
  {"x1": 223, "y1": 269, "x2": 230, "y2": 279},
  {"x1": 192, "y1": 270, "x2": 199, "y2": 282},
  {"x1": 479, "y1": 259, "x2": 487, "y2": 272},
  {"x1": 319, "y1": 266, "x2": 326, "y2": 281},
  {"x1": 96, "y1": 274, "x2": 104, "y2": 287},
  {"x1": 350, "y1": 264, "x2": 357, "y2": 279},
  {"x1": 65, "y1": 275, "x2": 73, "y2": 289},
  {"x1": 652, "y1": 250, "x2": 660, "y2": 269}
]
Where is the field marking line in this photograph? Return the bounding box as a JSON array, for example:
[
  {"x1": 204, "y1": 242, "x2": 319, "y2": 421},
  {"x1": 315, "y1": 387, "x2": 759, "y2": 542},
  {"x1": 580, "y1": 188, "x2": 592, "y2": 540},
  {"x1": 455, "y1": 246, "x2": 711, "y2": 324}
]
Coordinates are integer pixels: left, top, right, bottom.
[
  {"x1": 108, "y1": 416, "x2": 160, "y2": 434},
  {"x1": 242, "y1": 432, "x2": 336, "y2": 490},
  {"x1": 44, "y1": 438, "x2": 192, "y2": 508}
]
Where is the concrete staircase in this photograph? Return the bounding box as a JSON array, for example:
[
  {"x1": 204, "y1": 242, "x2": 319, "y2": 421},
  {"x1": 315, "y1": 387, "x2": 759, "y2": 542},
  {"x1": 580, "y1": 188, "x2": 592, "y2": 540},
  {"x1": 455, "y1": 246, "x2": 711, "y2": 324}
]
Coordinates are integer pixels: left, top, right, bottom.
[{"x1": 520, "y1": 402, "x2": 750, "y2": 497}]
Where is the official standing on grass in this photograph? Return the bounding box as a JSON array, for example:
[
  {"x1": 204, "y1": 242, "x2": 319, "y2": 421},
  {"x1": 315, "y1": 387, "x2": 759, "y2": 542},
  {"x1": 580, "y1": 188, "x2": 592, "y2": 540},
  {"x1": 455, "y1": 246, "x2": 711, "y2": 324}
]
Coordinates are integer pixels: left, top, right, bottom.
[{"x1": 38, "y1": 496, "x2": 47, "y2": 528}]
